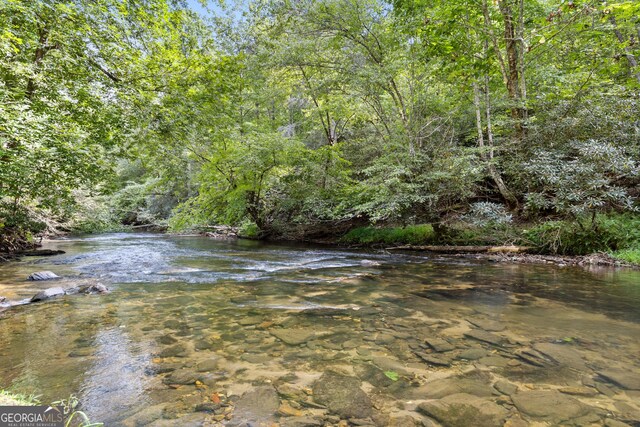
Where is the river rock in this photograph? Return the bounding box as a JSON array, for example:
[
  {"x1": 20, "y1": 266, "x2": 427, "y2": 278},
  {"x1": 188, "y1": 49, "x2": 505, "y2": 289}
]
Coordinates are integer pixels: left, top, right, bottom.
[
  {"x1": 194, "y1": 402, "x2": 221, "y2": 413},
  {"x1": 0, "y1": 296, "x2": 5, "y2": 303},
  {"x1": 280, "y1": 417, "x2": 324, "y2": 427},
  {"x1": 456, "y1": 348, "x2": 488, "y2": 360},
  {"x1": 241, "y1": 353, "x2": 272, "y2": 363},
  {"x1": 163, "y1": 369, "x2": 198, "y2": 385},
  {"x1": 511, "y1": 389, "x2": 592, "y2": 422},
  {"x1": 121, "y1": 404, "x2": 165, "y2": 427},
  {"x1": 66, "y1": 284, "x2": 110, "y2": 295},
  {"x1": 532, "y1": 342, "x2": 587, "y2": 370},
  {"x1": 270, "y1": 327, "x2": 322, "y2": 345},
  {"x1": 424, "y1": 337, "x2": 455, "y2": 352},
  {"x1": 422, "y1": 371, "x2": 494, "y2": 399},
  {"x1": 415, "y1": 352, "x2": 453, "y2": 367},
  {"x1": 494, "y1": 380, "x2": 518, "y2": 396},
  {"x1": 31, "y1": 287, "x2": 65, "y2": 302},
  {"x1": 598, "y1": 369, "x2": 640, "y2": 390},
  {"x1": 467, "y1": 318, "x2": 506, "y2": 332},
  {"x1": 463, "y1": 329, "x2": 505, "y2": 346},
  {"x1": 417, "y1": 393, "x2": 508, "y2": 427},
  {"x1": 613, "y1": 401, "x2": 640, "y2": 422},
  {"x1": 312, "y1": 371, "x2": 373, "y2": 419},
  {"x1": 559, "y1": 386, "x2": 598, "y2": 396},
  {"x1": 27, "y1": 271, "x2": 60, "y2": 281},
  {"x1": 158, "y1": 334, "x2": 178, "y2": 345},
  {"x1": 229, "y1": 386, "x2": 280, "y2": 425},
  {"x1": 158, "y1": 343, "x2": 191, "y2": 358},
  {"x1": 195, "y1": 358, "x2": 220, "y2": 372}
]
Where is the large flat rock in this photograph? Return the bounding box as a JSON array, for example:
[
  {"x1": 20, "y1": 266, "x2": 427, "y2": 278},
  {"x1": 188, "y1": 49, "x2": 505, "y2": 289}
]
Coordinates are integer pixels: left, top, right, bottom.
[
  {"x1": 228, "y1": 386, "x2": 280, "y2": 426},
  {"x1": 598, "y1": 369, "x2": 640, "y2": 390},
  {"x1": 270, "y1": 327, "x2": 324, "y2": 345},
  {"x1": 31, "y1": 287, "x2": 65, "y2": 302},
  {"x1": 312, "y1": 371, "x2": 373, "y2": 419},
  {"x1": 463, "y1": 329, "x2": 505, "y2": 346},
  {"x1": 418, "y1": 393, "x2": 508, "y2": 427},
  {"x1": 533, "y1": 342, "x2": 587, "y2": 370},
  {"x1": 512, "y1": 389, "x2": 592, "y2": 422},
  {"x1": 27, "y1": 271, "x2": 60, "y2": 281}
]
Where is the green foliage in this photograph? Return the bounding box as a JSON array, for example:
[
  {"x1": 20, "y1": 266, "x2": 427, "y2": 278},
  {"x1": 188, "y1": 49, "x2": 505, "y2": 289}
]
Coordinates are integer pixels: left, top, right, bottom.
[
  {"x1": 523, "y1": 214, "x2": 640, "y2": 255},
  {"x1": 612, "y1": 248, "x2": 640, "y2": 266},
  {"x1": 238, "y1": 221, "x2": 261, "y2": 239},
  {"x1": 341, "y1": 224, "x2": 435, "y2": 245},
  {"x1": 523, "y1": 141, "x2": 638, "y2": 219},
  {"x1": 2, "y1": 0, "x2": 639, "y2": 261}
]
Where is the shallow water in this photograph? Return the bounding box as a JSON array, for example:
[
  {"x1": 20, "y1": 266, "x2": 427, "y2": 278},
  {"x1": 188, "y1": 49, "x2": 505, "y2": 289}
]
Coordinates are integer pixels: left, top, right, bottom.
[{"x1": 1, "y1": 233, "x2": 639, "y2": 426}]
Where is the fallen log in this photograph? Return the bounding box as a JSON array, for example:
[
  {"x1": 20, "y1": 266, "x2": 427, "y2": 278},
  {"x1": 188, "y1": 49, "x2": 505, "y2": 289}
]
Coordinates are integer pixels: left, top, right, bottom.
[
  {"x1": 17, "y1": 249, "x2": 65, "y2": 257},
  {"x1": 386, "y1": 245, "x2": 531, "y2": 254}
]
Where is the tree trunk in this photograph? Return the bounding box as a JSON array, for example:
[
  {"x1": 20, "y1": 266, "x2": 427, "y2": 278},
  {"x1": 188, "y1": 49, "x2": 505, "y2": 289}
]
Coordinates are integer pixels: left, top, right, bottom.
[
  {"x1": 498, "y1": 0, "x2": 525, "y2": 141},
  {"x1": 610, "y1": 16, "x2": 640, "y2": 84},
  {"x1": 473, "y1": 81, "x2": 517, "y2": 207}
]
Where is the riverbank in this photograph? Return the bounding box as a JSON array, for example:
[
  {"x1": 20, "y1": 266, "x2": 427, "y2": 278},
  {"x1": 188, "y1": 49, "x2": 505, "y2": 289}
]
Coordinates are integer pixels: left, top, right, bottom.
[{"x1": 330, "y1": 217, "x2": 640, "y2": 269}]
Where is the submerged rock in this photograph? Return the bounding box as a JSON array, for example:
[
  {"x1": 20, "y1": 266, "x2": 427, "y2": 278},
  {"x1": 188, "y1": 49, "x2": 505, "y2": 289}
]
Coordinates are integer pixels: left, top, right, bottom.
[
  {"x1": 467, "y1": 318, "x2": 506, "y2": 332},
  {"x1": 158, "y1": 343, "x2": 191, "y2": 358},
  {"x1": 228, "y1": 386, "x2": 280, "y2": 426},
  {"x1": 424, "y1": 337, "x2": 455, "y2": 352},
  {"x1": 66, "y1": 284, "x2": 110, "y2": 295},
  {"x1": 532, "y1": 342, "x2": 587, "y2": 370},
  {"x1": 270, "y1": 327, "x2": 322, "y2": 345},
  {"x1": 598, "y1": 369, "x2": 640, "y2": 390},
  {"x1": 162, "y1": 369, "x2": 198, "y2": 385},
  {"x1": 417, "y1": 393, "x2": 508, "y2": 427},
  {"x1": 456, "y1": 348, "x2": 488, "y2": 360},
  {"x1": 511, "y1": 389, "x2": 592, "y2": 422},
  {"x1": 421, "y1": 371, "x2": 494, "y2": 399},
  {"x1": 312, "y1": 371, "x2": 373, "y2": 419},
  {"x1": 493, "y1": 380, "x2": 518, "y2": 396},
  {"x1": 27, "y1": 271, "x2": 60, "y2": 281},
  {"x1": 463, "y1": 329, "x2": 506, "y2": 346},
  {"x1": 31, "y1": 287, "x2": 65, "y2": 302}
]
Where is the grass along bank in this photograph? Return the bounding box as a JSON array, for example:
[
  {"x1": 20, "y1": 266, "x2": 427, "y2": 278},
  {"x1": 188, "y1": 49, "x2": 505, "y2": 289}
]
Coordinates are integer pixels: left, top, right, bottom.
[{"x1": 338, "y1": 214, "x2": 640, "y2": 267}]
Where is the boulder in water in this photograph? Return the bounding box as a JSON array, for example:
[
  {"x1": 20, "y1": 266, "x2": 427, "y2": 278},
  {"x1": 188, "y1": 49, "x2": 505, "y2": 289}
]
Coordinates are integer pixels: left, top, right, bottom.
[
  {"x1": 27, "y1": 271, "x2": 60, "y2": 281},
  {"x1": 312, "y1": 371, "x2": 373, "y2": 419},
  {"x1": 228, "y1": 386, "x2": 280, "y2": 426},
  {"x1": 417, "y1": 393, "x2": 508, "y2": 427},
  {"x1": 31, "y1": 287, "x2": 65, "y2": 302},
  {"x1": 66, "y1": 284, "x2": 110, "y2": 295}
]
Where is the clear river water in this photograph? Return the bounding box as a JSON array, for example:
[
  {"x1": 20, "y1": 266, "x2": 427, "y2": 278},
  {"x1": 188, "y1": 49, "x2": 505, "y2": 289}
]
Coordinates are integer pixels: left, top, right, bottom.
[{"x1": 0, "y1": 233, "x2": 639, "y2": 426}]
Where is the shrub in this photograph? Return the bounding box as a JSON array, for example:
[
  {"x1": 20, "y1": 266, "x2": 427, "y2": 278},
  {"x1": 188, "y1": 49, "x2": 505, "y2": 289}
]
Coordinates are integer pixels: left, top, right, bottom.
[
  {"x1": 462, "y1": 202, "x2": 512, "y2": 227},
  {"x1": 238, "y1": 220, "x2": 261, "y2": 239},
  {"x1": 612, "y1": 248, "x2": 640, "y2": 265},
  {"x1": 523, "y1": 214, "x2": 640, "y2": 255},
  {"x1": 523, "y1": 140, "x2": 638, "y2": 220},
  {"x1": 341, "y1": 224, "x2": 435, "y2": 245}
]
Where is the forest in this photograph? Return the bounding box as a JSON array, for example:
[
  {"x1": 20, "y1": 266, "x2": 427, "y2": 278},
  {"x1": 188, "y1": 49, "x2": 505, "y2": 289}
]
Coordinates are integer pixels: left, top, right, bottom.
[{"x1": 1, "y1": 0, "x2": 639, "y2": 261}]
